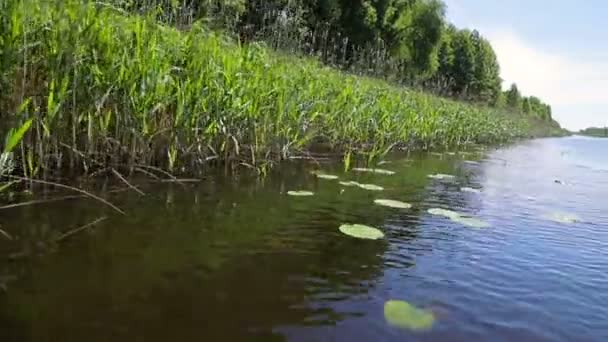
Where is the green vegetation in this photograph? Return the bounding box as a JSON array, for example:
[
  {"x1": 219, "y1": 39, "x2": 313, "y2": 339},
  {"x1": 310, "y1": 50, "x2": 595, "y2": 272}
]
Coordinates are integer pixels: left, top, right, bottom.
[
  {"x1": 384, "y1": 299, "x2": 435, "y2": 330},
  {"x1": 338, "y1": 223, "x2": 385, "y2": 240},
  {"x1": 373, "y1": 199, "x2": 412, "y2": 209},
  {"x1": 578, "y1": 127, "x2": 608, "y2": 137},
  {"x1": 0, "y1": 0, "x2": 562, "y2": 189}
]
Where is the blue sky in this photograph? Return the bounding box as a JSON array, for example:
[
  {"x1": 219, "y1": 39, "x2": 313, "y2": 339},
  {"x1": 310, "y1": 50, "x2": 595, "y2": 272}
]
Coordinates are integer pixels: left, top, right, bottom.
[{"x1": 443, "y1": 0, "x2": 608, "y2": 130}]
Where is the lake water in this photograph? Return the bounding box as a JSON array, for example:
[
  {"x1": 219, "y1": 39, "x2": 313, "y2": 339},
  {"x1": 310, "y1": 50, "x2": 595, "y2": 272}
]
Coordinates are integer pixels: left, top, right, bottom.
[{"x1": 1, "y1": 136, "x2": 607, "y2": 341}]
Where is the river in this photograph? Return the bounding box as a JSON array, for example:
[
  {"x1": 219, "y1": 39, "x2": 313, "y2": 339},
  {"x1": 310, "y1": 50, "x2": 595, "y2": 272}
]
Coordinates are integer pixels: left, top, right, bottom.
[{"x1": 1, "y1": 136, "x2": 607, "y2": 341}]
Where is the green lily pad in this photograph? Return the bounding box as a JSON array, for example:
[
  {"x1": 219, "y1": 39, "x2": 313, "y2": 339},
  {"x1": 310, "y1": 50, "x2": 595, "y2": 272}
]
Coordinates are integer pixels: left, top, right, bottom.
[
  {"x1": 339, "y1": 181, "x2": 361, "y2": 187},
  {"x1": 427, "y1": 208, "x2": 461, "y2": 219},
  {"x1": 428, "y1": 173, "x2": 455, "y2": 180},
  {"x1": 544, "y1": 212, "x2": 580, "y2": 224},
  {"x1": 338, "y1": 224, "x2": 384, "y2": 240},
  {"x1": 461, "y1": 187, "x2": 481, "y2": 193},
  {"x1": 384, "y1": 300, "x2": 435, "y2": 331},
  {"x1": 374, "y1": 199, "x2": 412, "y2": 209},
  {"x1": 352, "y1": 167, "x2": 395, "y2": 175},
  {"x1": 357, "y1": 183, "x2": 384, "y2": 191},
  {"x1": 287, "y1": 191, "x2": 314, "y2": 196},
  {"x1": 312, "y1": 172, "x2": 339, "y2": 180},
  {"x1": 450, "y1": 215, "x2": 490, "y2": 228}
]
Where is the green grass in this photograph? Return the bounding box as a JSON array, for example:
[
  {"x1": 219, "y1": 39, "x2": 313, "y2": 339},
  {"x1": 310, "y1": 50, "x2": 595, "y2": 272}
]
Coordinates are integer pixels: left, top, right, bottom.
[{"x1": 0, "y1": 0, "x2": 560, "y2": 181}]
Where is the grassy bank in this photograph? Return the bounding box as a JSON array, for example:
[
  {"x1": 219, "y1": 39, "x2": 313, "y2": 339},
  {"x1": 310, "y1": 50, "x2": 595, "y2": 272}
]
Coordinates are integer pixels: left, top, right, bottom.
[{"x1": 0, "y1": 0, "x2": 561, "y2": 182}]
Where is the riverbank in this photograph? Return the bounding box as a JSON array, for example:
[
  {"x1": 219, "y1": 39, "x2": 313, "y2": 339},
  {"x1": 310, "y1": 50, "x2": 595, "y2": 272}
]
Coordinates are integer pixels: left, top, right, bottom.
[{"x1": 0, "y1": 0, "x2": 563, "y2": 182}]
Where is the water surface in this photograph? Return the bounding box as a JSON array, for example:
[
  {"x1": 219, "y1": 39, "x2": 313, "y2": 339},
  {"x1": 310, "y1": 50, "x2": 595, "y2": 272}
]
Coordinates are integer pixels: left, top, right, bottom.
[{"x1": 1, "y1": 137, "x2": 607, "y2": 341}]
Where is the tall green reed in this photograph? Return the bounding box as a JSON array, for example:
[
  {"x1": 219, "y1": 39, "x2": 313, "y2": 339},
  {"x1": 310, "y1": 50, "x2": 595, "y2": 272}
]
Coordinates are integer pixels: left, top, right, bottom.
[{"x1": 0, "y1": 0, "x2": 549, "y2": 180}]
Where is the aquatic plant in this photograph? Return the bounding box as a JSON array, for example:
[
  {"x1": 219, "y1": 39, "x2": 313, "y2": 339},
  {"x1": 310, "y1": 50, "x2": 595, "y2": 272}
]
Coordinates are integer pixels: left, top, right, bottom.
[
  {"x1": 351, "y1": 168, "x2": 396, "y2": 175},
  {"x1": 374, "y1": 199, "x2": 412, "y2": 209},
  {"x1": 428, "y1": 208, "x2": 489, "y2": 228},
  {"x1": 384, "y1": 300, "x2": 435, "y2": 330},
  {"x1": 287, "y1": 191, "x2": 314, "y2": 196},
  {"x1": 357, "y1": 184, "x2": 384, "y2": 191},
  {"x1": 0, "y1": 0, "x2": 558, "y2": 181},
  {"x1": 339, "y1": 224, "x2": 385, "y2": 240}
]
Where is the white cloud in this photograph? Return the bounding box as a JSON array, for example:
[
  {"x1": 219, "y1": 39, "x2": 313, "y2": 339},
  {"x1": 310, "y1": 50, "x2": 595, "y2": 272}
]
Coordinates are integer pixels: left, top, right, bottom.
[
  {"x1": 443, "y1": 0, "x2": 608, "y2": 130},
  {"x1": 485, "y1": 30, "x2": 608, "y2": 130}
]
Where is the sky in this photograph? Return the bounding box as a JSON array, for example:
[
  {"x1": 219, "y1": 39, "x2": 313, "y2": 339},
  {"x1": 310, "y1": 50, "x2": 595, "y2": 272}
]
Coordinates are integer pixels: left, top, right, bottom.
[{"x1": 442, "y1": 0, "x2": 608, "y2": 131}]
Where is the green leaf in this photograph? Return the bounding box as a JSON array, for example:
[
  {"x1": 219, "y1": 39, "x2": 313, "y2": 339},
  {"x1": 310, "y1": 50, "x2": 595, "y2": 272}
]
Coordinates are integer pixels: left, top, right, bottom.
[
  {"x1": 427, "y1": 208, "x2": 461, "y2": 219},
  {"x1": 357, "y1": 183, "x2": 384, "y2": 191},
  {"x1": 287, "y1": 190, "x2": 314, "y2": 196},
  {"x1": 338, "y1": 224, "x2": 384, "y2": 240},
  {"x1": 384, "y1": 300, "x2": 435, "y2": 331},
  {"x1": 428, "y1": 173, "x2": 455, "y2": 180},
  {"x1": 450, "y1": 215, "x2": 490, "y2": 228},
  {"x1": 374, "y1": 199, "x2": 412, "y2": 209},
  {"x1": 339, "y1": 181, "x2": 361, "y2": 187},
  {"x1": 543, "y1": 212, "x2": 580, "y2": 224},
  {"x1": 4, "y1": 118, "x2": 33, "y2": 153},
  {"x1": 351, "y1": 167, "x2": 395, "y2": 175}
]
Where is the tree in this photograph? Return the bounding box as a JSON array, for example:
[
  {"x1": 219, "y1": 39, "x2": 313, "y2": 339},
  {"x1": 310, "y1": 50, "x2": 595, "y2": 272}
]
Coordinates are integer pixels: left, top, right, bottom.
[
  {"x1": 505, "y1": 83, "x2": 522, "y2": 111},
  {"x1": 522, "y1": 97, "x2": 531, "y2": 114}
]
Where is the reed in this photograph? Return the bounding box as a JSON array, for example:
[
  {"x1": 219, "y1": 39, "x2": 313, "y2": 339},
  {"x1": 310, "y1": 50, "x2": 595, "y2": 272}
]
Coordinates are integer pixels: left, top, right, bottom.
[{"x1": 0, "y1": 0, "x2": 558, "y2": 184}]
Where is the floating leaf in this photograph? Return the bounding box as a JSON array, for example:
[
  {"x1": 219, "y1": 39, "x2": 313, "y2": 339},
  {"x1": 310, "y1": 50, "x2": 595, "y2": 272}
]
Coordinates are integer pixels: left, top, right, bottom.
[
  {"x1": 544, "y1": 212, "x2": 580, "y2": 224},
  {"x1": 461, "y1": 187, "x2": 481, "y2": 193},
  {"x1": 428, "y1": 173, "x2": 455, "y2": 180},
  {"x1": 310, "y1": 171, "x2": 339, "y2": 180},
  {"x1": 384, "y1": 300, "x2": 435, "y2": 331},
  {"x1": 287, "y1": 191, "x2": 314, "y2": 196},
  {"x1": 339, "y1": 181, "x2": 361, "y2": 187},
  {"x1": 357, "y1": 183, "x2": 384, "y2": 191},
  {"x1": 427, "y1": 208, "x2": 461, "y2": 219},
  {"x1": 338, "y1": 224, "x2": 384, "y2": 240},
  {"x1": 374, "y1": 199, "x2": 412, "y2": 209},
  {"x1": 450, "y1": 215, "x2": 490, "y2": 228},
  {"x1": 352, "y1": 167, "x2": 395, "y2": 175},
  {"x1": 317, "y1": 174, "x2": 339, "y2": 180},
  {"x1": 428, "y1": 208, "x2": 489, "y2": 228}
]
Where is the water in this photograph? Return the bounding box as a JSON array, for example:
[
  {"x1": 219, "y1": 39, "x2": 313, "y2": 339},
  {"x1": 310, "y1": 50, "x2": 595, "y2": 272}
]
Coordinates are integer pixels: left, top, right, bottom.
[{"x1": 1, "y1": 136, "x2": 607, "y2": 341}]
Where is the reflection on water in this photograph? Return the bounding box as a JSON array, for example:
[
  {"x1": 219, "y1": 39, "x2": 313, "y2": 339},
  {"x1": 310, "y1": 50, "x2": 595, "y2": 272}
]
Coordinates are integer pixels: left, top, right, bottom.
[{"x1": 1, "y1": 137, "x2": 607, "y2": 341}]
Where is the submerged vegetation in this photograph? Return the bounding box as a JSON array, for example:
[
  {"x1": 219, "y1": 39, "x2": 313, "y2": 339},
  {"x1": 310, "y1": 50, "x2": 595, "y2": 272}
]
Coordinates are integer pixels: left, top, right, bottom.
[
  {"x1": 384, "y1": 299, "x2": 435, "y2": 331},
  {"x1": 0, "y1": 0, "x2": 563, "y2": 192}
]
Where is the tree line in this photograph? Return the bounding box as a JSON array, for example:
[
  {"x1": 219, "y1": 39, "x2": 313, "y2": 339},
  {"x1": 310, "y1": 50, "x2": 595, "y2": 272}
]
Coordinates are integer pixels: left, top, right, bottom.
[
  {"x1": 578, "y1": 127, "x2": 608, "y2": 137},
  {"x1": 112, "y1": 0, "x2": 554, "y2": 122}
]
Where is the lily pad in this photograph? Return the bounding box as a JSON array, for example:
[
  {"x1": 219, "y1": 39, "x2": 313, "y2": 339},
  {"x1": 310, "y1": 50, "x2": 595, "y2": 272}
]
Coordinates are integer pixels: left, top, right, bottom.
[
  {"x1": 544, "y1": 212, "x2": 580, "y2": 224},
  {"x1": 428, "y1": 173, "x2": 455, "y2": 180},
  {"x1": 427, "y1": 208, "x2": 461, "y2": 219},
  {"x1": 312, "y1": 172, "x2": 339, "y2": 180},
  {"x1": 384, "y1": 300, "x2": 435, "y2": 331},
  {"x1": 461, "y1": 187, "x2": 481, "y2": 193},
  {"x1": 357, "y1": 183, "x2": 384, "y2": 191},
  {"x1": 287, "y1": 191, "x2": 314, "y2": 196},
  {"x1": 450, "y1": 215, "x2": 490, "y2": 228},
  {"x1": 338, "y1": 224, "x2": 384, "y2": 240},
  {"x1": 374, "y1": 199, "x2": 412, "y2": 209},
  {"x1": 339, "y1": 181, "x2": 361, "y2": 187},
  {"x1": 352, "y1": 167, "x2": 395, "y2": 175}
]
